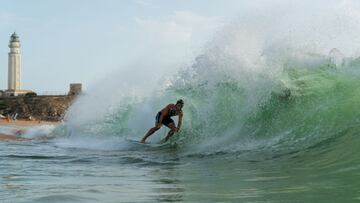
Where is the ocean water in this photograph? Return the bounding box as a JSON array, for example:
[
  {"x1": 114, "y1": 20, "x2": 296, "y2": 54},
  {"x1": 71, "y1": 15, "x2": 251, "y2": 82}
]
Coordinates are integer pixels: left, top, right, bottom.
[{"x1": 3, "y1": 2, "x2": 360, "y2": 202}]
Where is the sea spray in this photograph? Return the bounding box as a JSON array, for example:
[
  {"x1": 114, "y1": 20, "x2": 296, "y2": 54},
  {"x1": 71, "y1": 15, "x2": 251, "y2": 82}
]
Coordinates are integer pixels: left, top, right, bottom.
[{"x1": 61, "y1": 1, "x2": 360, "y2": 159}]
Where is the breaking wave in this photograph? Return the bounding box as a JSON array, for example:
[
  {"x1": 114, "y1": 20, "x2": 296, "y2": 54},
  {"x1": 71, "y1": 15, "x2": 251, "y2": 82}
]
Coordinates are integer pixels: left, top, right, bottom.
[{"x1": 56, "y1": 2, "x2": 360, "y2": 164}]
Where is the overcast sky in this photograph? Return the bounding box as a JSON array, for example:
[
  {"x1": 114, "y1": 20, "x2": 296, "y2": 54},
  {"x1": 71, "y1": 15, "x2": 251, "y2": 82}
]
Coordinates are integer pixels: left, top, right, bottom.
[{"x1": 1, "y1": 0, "x2": 360, "y2": 94}]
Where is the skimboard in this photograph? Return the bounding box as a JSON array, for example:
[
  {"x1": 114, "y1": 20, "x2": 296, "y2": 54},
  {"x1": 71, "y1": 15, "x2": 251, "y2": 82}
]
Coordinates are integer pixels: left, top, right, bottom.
[
  {"x1": 125, "y1": 139, "x2": 169, "y2": 148},
  {"x1": 126, "y1": 139, "x2": 149, "y2": 145}
]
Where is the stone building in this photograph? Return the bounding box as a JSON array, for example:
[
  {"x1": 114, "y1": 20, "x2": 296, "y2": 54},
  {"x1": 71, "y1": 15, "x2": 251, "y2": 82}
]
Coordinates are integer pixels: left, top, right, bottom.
[{"x1": 68, "y1": 83, "x2": 82, "y2": 96}]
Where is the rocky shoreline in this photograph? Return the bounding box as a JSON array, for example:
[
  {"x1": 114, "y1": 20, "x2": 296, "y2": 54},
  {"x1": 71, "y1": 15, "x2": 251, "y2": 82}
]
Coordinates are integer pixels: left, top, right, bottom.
[{"x1": 0, "y1": 95, "x2": 75, "y2": 121}]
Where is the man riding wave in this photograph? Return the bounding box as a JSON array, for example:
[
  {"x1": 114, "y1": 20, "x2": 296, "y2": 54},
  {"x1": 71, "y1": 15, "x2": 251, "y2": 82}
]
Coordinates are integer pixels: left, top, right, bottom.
[{"x1": 140, "y1": 99, "x2": 184, "y2": 143}]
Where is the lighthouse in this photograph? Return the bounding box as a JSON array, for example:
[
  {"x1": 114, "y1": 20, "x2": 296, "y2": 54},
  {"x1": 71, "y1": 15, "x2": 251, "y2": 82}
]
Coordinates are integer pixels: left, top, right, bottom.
[
  {"x1": 8, "y1": 32, "x2": 21, "y2": 91},
  {"x1": 3, "y1": 32, "x2": 33, "y2": 96}
]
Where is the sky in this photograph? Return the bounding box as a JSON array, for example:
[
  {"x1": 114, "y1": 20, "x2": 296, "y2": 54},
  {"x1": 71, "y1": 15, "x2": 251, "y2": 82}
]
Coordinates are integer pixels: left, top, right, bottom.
[
  {"x1": 1, "y1": 0, "x2": 360, "y2": 94},
  {"x1": 0, "y1": 0, "x2": 252, "y2": 94}
]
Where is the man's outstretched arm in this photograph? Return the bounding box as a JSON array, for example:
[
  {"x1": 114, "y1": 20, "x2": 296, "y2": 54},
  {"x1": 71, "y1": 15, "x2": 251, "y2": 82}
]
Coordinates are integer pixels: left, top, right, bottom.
[{"x1": 177, "y1": 111, "x2": 183, "y2": 131}]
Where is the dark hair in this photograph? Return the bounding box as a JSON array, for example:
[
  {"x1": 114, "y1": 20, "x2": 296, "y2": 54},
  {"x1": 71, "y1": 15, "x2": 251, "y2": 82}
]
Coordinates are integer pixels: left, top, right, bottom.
[{"x1": 176, "y1": 99, "x2": 184, "y2": 107}]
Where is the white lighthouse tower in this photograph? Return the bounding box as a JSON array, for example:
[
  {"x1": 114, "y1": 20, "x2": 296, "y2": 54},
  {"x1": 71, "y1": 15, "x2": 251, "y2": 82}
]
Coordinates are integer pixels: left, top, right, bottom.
[
  {"x1": 5, "y1": 32, "x2": 32, "y2": 96},
  {"x1": 8, "y1": 32, "x2": 21, "y2": 91}
]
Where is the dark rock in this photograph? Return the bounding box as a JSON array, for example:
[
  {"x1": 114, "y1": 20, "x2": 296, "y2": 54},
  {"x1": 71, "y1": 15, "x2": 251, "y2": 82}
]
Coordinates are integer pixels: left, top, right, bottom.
[{"x1": 0, "y1": 95, "x2": 75, "y2": 121}]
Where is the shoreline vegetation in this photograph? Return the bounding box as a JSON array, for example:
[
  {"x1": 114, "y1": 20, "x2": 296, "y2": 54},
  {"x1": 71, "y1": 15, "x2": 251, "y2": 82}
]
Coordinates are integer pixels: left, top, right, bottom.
[{"x1": 0, "y1": 119, "x2": 60, "y2": 141}]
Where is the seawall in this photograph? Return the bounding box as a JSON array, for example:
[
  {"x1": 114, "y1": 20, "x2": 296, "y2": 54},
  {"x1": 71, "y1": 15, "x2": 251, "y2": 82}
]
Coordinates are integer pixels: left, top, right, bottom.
[{"x1": 0, "y1": 95, "x2": 75, "y2": 121}]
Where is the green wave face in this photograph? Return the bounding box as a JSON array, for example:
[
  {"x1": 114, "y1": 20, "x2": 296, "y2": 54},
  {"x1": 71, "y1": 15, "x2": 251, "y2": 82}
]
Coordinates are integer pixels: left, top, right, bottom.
[
  {"x1": 159, "y1": 53, "x2": 359, "y2": 149},
  {"x1": 62, "y1": 49, "x2": 360, "y2": 164}
]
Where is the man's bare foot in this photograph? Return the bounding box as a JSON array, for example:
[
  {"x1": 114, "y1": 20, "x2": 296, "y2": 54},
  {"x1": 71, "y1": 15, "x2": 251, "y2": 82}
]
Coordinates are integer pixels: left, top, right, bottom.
[{"x1": 140, "y1": 139, "x2": 146, "y2": 144}]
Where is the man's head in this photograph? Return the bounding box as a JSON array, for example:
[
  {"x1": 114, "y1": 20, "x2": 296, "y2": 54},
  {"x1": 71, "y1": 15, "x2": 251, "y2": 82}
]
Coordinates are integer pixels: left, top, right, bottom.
[{"x1": 176, "y1": 99, "x2": 184, "y2": 109}]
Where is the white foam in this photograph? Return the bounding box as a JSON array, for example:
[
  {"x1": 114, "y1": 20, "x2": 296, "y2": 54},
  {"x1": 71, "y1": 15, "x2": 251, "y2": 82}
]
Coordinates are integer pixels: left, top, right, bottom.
[{"x1": 22, "y1": 125, "x2": 57, "y2": 139}]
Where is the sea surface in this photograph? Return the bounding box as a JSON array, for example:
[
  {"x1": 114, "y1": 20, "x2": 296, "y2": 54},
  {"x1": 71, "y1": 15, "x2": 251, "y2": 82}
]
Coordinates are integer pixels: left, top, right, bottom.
[{"x1": 0, "y1": 123, "x2": 360, "y2": 203}]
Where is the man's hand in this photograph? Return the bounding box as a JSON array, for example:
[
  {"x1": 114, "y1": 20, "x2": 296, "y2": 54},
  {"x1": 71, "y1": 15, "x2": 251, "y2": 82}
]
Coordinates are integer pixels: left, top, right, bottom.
[{"x1": 176, "y1": 127, "x2": 180, "y2": 132}]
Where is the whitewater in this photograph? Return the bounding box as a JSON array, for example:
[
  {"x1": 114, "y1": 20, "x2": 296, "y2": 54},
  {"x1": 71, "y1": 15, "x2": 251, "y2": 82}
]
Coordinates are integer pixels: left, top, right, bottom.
[{"x1": 2, "y1": 2, "x2": 360, "y2": 202}]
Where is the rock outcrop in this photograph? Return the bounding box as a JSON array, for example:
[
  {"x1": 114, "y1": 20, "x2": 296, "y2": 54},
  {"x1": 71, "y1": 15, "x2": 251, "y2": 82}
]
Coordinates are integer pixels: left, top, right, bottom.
[{"x1": 0, "y1": 95, "x2": 75, "y2": 121}]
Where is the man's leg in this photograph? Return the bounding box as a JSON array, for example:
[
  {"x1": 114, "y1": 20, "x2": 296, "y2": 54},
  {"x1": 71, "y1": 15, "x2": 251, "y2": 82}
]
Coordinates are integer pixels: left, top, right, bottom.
[
  {"x1": 141, "y1": 125, "x2": 161, "y2": 143},
  {"x1": 163, "y1": 122, "x2": 176, "y2": 142}
]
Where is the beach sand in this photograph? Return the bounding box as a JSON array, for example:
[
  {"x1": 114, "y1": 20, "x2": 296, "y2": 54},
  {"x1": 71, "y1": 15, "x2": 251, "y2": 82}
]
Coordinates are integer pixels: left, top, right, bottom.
[
  {"x1": 0, "y1": 133, "x2": 31, "y2": 141},
  {"x1": 0, "y1": 119, "x2": 59, "y2": 126},
  {"x1": 0, "y1": 119, "x2": 60, "y2": 141}
]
